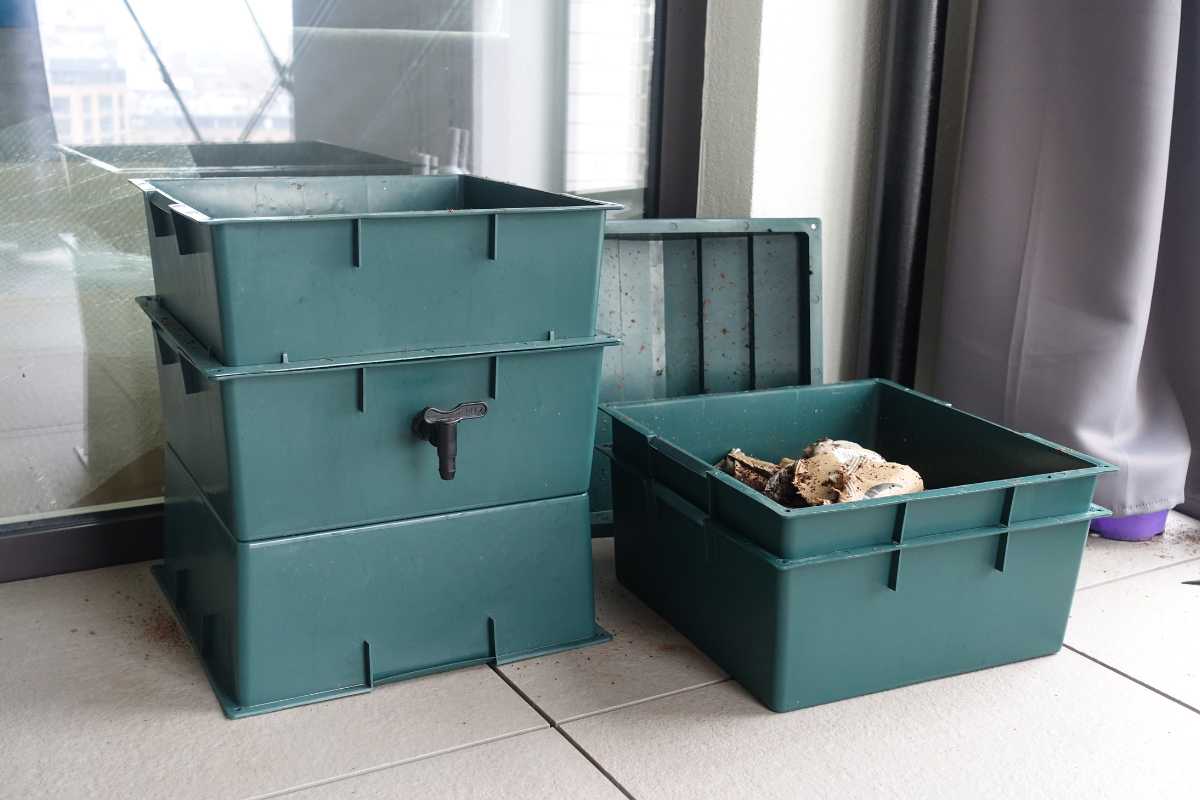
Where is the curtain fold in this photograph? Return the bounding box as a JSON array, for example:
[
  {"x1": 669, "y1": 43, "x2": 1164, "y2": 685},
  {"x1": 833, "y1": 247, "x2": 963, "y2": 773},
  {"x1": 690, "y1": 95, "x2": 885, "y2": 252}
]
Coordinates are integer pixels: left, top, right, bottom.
[
  {"x1": 935, "y1": 0, "x2": 1195, "y2": 516},
  {"x1": 858, "y1": 0, "x2": 949, "y2": 384}
]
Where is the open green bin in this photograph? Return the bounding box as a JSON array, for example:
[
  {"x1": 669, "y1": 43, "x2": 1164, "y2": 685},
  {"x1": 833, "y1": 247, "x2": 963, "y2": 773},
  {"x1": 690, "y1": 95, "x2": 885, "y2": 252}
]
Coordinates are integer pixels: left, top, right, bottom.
[
  {"x1": 135, "y1": 174, "x2": 618, "y2": 365},
  {"x1": 603, "y1": 380, "x2": 1114, "y2": 559},
  {"x1": 160, "y1": 447, "x2": 604, "y2": 718},
  {"x1": 598, "y1": 379, "x2": 1115, "y2": 711},
  {"x1": 141, "y1": 296, "x2": 616, "y2": 541}
]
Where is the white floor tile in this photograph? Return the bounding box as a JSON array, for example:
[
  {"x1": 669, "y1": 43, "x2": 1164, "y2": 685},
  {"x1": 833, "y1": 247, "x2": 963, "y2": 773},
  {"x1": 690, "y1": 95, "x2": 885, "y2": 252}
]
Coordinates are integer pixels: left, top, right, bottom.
[
  {"x1": 563, "y1": 651, "x2": 1200, "y2": 800},
  {"x1": 279, "y1": 728, "x2": 625, "y2": 800},
  {"x1": 498, "y1": 538, "x2": 725, "y2": 722},
  {"x1": 1077, "y1": 511, "x2": 1200, "y2": 588},
  {"x1": 1068, "y1": 559, "x2": 1200, "y2": 709},
  {"x1": 0, "y1": 562, "x2": 546, "y2": 800}
]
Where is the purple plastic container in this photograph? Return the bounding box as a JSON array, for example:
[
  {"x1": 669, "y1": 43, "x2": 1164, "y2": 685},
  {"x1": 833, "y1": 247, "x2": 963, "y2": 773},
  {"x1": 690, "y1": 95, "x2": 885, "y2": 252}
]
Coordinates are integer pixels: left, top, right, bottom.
[{"x1": 1091, "y1": 510, "x2": 1168, "y2": 541}]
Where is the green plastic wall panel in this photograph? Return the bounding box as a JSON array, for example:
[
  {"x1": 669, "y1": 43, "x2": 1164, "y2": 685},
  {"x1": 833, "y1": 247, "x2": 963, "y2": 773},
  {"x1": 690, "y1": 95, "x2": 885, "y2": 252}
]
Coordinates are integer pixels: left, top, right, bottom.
[
  {"x1": 603, "y1": 380, "x2": 1114, "y2": 559},
  {"x1": 589, "y1": 219, "x2": 823, "y2": 525},
  {"x1": 159, "y1": 447, "x2": 605, "y2": 718},
  {"x1": 142, "y1": 298, "x2": 616, "y2": 541},
  {"x1": 135, "y1": 174, "x2": 618, "y2": 365},
  {"x1": 607, "y1": 453, "x2": 1109, "y2": 712}
]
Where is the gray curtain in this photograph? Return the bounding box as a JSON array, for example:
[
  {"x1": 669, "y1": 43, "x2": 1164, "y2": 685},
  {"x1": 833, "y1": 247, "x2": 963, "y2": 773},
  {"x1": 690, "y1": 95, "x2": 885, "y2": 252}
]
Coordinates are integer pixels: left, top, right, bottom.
[{"x1": 936, "y1": 0, "x2": 1197, "y2": 517}]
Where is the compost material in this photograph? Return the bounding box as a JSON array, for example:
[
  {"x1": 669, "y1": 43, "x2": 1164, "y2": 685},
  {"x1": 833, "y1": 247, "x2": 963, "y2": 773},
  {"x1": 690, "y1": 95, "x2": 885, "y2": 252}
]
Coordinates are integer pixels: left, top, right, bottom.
[{"x1": 719, "y1": 439, "x2": 924, "y2": 507}]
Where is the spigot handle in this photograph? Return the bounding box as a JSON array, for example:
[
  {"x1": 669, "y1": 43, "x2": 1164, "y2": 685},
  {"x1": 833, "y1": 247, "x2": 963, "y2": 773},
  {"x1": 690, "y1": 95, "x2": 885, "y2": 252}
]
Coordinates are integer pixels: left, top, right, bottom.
[{"x1": 411, "y1": 401, "x2": 489, "y2": 480}]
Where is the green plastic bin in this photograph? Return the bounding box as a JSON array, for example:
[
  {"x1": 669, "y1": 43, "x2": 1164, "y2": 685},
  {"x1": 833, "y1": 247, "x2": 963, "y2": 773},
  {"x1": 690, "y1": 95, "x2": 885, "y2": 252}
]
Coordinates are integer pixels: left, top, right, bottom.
[
  {"x1": 158, "y1": 447, "x2": 605, "y2": 718},
  {"x1": 603, "y1": 380, "x2": 1114, "y2": 560},
  {"x1": 605, "y1": 450, "x2": 1110, "y2": 712},
  {"x1": 141, "y1": 296, "x2": 617, "y2": 541},
  {"x1": 134, "y1": 174, "x2": 619, "y2": 365}
]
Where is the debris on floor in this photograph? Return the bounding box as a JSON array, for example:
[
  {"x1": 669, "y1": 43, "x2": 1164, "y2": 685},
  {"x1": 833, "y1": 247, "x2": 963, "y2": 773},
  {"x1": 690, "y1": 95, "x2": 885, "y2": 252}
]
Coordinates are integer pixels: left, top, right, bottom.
[{"x1": 719, "y1": 439, "x2": 924, "y2": 507}]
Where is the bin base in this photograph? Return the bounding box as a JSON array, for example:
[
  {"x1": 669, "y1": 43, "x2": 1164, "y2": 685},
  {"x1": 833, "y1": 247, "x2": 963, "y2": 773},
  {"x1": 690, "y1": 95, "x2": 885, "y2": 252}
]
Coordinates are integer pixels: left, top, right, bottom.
[{"x1": 153, "y1": 564, "x2": 610, "y2": 719}]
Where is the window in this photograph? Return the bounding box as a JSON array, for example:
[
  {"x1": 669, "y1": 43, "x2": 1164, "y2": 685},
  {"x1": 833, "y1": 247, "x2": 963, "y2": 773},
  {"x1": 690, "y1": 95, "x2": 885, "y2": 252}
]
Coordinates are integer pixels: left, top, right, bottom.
[
  {"x1": 566, "y1": 0, "x2": 655, "y2": 202},
  {"x1": 50, "y1": 95, "x2": 71, "y2": 135},
  {"x1": 0, "y1": 0, "x2": 658, "y2": 524}
]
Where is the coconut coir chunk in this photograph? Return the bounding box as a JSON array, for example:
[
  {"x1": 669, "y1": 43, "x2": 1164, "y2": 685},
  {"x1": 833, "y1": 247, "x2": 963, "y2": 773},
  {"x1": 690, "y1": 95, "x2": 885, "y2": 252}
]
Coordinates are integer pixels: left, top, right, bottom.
[
  {"x1": 717, "y1": 438, "x2": 924, "y2": 507},
  {"x1": 717, "y1": 448, "x2": 785, "y2": 493}
]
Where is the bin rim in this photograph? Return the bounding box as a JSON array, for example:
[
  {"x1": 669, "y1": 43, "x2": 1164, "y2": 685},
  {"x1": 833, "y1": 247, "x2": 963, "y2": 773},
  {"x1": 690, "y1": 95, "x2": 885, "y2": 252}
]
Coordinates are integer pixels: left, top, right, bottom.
[
  {"x1": 599, "y1": 379, "x2": 1117, "y2": 520},
  {"x1": 657, "y1": 474, "x2": 1111, "y2": 571},
  {"x1": 56, "y1": 139, "x2": 411, "y2": 178},
  {"x1": 604, "y1": 217, "x2": 820, "y2": 240},
  {"x1": 138, "y1": 295, "x2": 619, "y2": 381},
  {"x1": 129, "y1": 174, "x2": 622, "y2": 224},
  {"x1": 604, "y1": 447, "x2": 1112, "y2": 572}
]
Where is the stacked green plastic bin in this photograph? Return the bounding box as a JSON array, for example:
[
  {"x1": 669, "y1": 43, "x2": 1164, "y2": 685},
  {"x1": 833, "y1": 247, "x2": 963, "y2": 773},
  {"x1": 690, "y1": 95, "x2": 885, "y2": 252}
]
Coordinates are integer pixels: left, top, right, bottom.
[
  {"x1": 600, "y1": 381, "x2": 1115, "y2": 712},
  {"x1": 136, "y1": 174, "x2": 620, "y2": 717}
]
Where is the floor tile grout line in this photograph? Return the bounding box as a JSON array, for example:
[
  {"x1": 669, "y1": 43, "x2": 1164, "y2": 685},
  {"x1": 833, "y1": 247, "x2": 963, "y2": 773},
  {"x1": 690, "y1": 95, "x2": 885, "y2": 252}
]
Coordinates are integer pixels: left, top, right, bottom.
[
  {"x1": 556, "y1": 724, "x2": 640, "y2": 800},
  {"x1": 1075, "y1": 553, "x2": 1200, "y2": 592},
  {"x1": 1063, "y1": 644, "x2": 1200, "y2": 716},
  {"x1": 556, "y1": 677, "x2": 732, "y2": 725},
  {"x1": 488, "y1": 664, "x2": 558, "y2": 728},
  {"x1": 243, "y1": 724, "x2": 547, "y2": 800},
  {"x1": 490, "y1": 664, "x2": 638, "y2": 800}
]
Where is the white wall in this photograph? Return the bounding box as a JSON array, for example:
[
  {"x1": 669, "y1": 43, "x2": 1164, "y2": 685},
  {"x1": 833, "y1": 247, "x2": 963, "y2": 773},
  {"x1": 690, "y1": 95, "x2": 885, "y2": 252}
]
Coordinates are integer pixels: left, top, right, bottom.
[
  {"x1": 702, "y1": 0, "x2": 885, "y2": 383},
  {"x1": 696, "y1": 0, "x2": 762, "y2": 217}
]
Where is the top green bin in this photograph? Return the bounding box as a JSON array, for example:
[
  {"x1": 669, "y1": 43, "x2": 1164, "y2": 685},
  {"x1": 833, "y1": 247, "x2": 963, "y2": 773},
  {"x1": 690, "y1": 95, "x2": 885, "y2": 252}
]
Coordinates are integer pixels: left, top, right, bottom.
[{"x1": 135, "y1": 175, "x2": 619, "y2": 366}]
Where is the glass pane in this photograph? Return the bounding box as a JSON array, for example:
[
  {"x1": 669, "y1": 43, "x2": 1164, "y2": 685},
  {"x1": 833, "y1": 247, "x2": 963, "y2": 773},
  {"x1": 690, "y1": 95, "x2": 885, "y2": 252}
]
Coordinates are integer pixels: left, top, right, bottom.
[{"x1": 0, "y1": 0, "x2": 656, "y2": 523}]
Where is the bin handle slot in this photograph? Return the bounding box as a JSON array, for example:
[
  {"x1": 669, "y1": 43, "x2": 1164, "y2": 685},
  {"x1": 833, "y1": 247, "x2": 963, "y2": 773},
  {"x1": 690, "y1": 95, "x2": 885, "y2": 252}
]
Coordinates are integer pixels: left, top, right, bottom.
[
  {"x1": 180, "y1": 359, "x2": 208, "y2": 395},
  {"x1": 649, "y1": 437, "x2": 716, "y2": 512},
  {"x1": 170, "y1": 205, "x2": 208, "y2": 256},
  {"x1": 649, "y1": 437, "x2": 715, "y2": 477},
  {"x1": 412, "y1": 401, "x2": 489, "y2": 480},
  {"x1": 149, "y1": 203, "x2": 174, "y2": 237},
  {"x1": 142, "y1": 187, "x2": 209, "y2": 255},
  {"x1": 651, "y1": 481, "x2": 709, "y2": 527},
  {"x1": 155, "y1": 331, "x2": 178, "y2": 366}
]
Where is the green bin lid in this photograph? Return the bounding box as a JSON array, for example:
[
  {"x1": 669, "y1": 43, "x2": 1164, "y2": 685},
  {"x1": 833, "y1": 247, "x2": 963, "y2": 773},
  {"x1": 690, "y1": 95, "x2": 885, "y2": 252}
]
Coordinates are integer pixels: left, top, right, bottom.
[
  {"x1": 589, "y1": 218, "x2": 822, "y2": 526},
  {"x1": 599, "y1": 218, "x2": 822, "y2": 404}
]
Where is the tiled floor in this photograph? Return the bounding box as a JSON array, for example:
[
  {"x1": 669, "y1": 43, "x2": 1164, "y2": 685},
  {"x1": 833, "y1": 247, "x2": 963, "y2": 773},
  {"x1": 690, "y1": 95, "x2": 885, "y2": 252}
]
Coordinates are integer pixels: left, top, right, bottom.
[{"x1": 1, "y1": 513, "x2": 1197, "y2": 799}]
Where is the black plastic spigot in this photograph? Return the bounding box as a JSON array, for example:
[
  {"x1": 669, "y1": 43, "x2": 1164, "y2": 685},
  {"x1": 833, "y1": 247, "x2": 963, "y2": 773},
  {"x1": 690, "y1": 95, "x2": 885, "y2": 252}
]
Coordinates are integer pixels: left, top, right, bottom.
[{"x1": 411, "y1": 401, "x2": 489, "y2": 480}]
